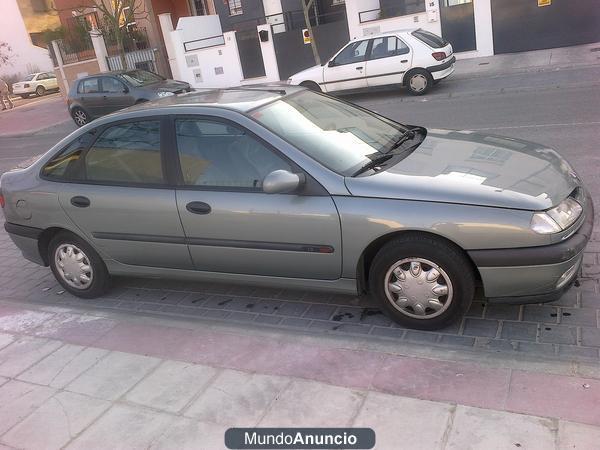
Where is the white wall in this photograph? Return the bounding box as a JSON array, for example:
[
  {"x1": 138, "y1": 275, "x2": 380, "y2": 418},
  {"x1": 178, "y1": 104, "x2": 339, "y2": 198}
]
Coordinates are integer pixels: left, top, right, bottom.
[
  {"x1": 0, "y1": 0, "x2": 53, "y2": 78},
  {"x1": 345, "y1": 0, "x2": 442, "y2": 40},
  {"x1": 161, "y1": 14, "x2": 244, "y2": 88}
]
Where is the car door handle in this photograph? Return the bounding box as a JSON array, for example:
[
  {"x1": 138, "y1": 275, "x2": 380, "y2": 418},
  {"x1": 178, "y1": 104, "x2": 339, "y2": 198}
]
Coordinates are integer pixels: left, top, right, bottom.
[
  {"x1": 70, "y1": 196, "x2": 90, "y2": 208},
  {"x1": 186, "y1": 201, "x2": 211, "y2": 215},
  {"x1": 355, "y1": 66, "x2": 363, "y2": 70},
  {"x1": 401, "y1": 60, "x2": 408, "y2": 63}
]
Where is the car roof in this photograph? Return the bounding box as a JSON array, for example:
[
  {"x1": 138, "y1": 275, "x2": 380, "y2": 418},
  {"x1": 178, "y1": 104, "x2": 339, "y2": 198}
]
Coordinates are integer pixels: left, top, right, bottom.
[
  {"x1": 353, "y1": 28, "x2": 419, "y2": 40},
  {"x1": 126, "y1": 84, "x2": 305, "y2": 114}
]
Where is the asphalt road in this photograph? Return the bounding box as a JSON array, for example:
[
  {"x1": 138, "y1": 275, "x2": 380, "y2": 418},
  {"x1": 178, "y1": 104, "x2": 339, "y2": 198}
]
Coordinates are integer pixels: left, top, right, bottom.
[{"x1": 0, "y1": 65, "x2": 598, "y2": 181}]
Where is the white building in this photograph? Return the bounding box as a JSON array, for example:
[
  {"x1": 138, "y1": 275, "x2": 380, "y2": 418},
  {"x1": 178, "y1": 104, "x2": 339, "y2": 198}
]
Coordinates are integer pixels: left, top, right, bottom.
[{"x1": 0, "y1": 0, "x2": 54, "y2": 79}]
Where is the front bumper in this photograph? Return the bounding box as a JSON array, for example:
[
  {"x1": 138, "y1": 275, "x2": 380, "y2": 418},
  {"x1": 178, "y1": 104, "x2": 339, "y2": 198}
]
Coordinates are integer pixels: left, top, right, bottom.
[{"x1": 468, "y1": 194, "x2": 594, "y2": 303}]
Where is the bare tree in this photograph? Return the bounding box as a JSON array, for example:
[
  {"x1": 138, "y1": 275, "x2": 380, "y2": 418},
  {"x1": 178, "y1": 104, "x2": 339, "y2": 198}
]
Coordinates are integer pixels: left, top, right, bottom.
[
  {"x1": 57, "y1": 0, "x2": 148, "y2": 70},
  {"x1": 0, "y1": 42, "x2": 13, "y2": 68},
  {"x1": 301, "y1": 0, "x2": 321, "y2": 66}
]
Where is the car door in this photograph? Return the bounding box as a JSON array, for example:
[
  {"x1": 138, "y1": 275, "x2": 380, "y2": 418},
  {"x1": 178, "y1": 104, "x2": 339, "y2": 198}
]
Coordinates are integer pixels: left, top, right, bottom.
[
  {"x1": 322, "y1": 40, "x2": 371, "y2": 92},
  {"x1": 54, "y1": 118, "x2": 193, "y2": 269},
  {"x1": 77, "y1": 78, "x2": 104, "y2": 117},
  {"x1": 365, "y1": 36, "x2": 412, "y2": 88},
  {"x1": 45, "y1": 72, "x2": 59, "y2": 90},
  {"x1": 99, "y1": 76, "x2": 136, "y2": 115},
  {"x1": 172, "y1": 116, "x2": 342, "y2": 280}
]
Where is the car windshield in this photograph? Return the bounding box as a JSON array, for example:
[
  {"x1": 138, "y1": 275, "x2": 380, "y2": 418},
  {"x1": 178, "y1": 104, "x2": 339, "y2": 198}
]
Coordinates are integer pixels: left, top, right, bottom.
[
  {"x1": 23, "y1": 74, "x2": 36, "y2": 81},
  {"x1": 120, "y1": 70, "x2": 163, "y2": 86},
  {"x1": 251, "y1": 91, "x2": 411, "y2": 176}
]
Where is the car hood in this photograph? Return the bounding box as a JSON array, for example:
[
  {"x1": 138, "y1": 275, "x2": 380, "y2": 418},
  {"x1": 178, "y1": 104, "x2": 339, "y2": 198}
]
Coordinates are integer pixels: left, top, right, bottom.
[
  {"x1": 146, "y1": 79, "x2": 190, "y2": 92},
  {"x1": 289, "y1": 65, "x2": 324, "y2": 82},
  {"x1": 345, "y1": 129, "x2": 581, "y2": 210}
]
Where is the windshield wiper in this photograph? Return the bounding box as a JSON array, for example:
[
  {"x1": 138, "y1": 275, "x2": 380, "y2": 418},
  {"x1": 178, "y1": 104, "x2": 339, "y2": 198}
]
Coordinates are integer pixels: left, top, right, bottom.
[
  {"x1": 388, "y1": 128, "x2": 417, "y2": 152},
  {"x1": 351, "y1": 153, "x2": 394, "y2": 177}
]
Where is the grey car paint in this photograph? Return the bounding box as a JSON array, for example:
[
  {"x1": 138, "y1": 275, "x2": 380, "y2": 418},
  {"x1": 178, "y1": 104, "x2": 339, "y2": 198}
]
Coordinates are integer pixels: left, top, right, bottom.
[
  {"x1": 67, "y1": 71, "x2": 191, "y2": 122},
  {"x1": 0, "y1": 87, "x2": 592, "y2": 302}
]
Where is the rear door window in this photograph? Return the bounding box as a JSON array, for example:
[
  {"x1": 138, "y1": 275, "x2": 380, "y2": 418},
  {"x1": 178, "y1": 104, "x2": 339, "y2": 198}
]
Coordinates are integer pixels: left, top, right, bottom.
[
  {"x1": 84, "y1": 120, "x2": 164, "y2": 184},
  {"x1": 41, "y1": 134, "x2": 92, "y2": 180},
  {"x1": 369, "y1": 37, "x2": 410, "y2": 60},
  {"x1": 78, "y1": 78, "x2": 100, "y2": 94},
  {"x1": 411, "y1": 29, "x2": 447, "y2": 48}
]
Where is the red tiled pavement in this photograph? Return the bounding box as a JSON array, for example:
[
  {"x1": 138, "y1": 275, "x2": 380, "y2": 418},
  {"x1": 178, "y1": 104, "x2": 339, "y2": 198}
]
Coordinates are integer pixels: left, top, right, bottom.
[
  {"x1": 0, "y1": 96, "x2": 70, "y2": 137},
  {"x1": 1, "y1": 303, "x2": 600, "y2": 426},
  {"x1": 506, "y1": 371, "x2": 600, "y2": 426}
]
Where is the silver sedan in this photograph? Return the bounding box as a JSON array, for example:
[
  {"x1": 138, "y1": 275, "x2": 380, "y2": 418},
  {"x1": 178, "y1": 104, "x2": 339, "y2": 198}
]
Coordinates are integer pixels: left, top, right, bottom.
[{"x1": 0, "y1": 87, "x2": 593, "y2": 329}]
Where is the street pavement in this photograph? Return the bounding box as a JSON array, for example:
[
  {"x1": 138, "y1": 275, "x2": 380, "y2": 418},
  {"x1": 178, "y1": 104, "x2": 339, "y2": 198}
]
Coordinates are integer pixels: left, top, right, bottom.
[{"x1": 0, "y1": 46, "x2": 599, "y2": 449}]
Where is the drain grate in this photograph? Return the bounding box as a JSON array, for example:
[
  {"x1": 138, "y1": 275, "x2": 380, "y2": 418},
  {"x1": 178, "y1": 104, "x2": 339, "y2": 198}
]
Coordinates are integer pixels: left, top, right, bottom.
[
  {"x1": 590, "y1": 47, "x2": 600, "y2": 52},
  {"x1": 478, "y1": 62, "x2": 490, "y2": 65}
]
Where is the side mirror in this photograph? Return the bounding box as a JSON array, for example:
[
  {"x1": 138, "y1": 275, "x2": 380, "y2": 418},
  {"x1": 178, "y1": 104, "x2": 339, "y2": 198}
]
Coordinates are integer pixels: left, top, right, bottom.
[
  {"x1": 327, "y1": 60, "x2": 335, "y2": 67},
  {"x1": 122, "y1": 87, "x2": 129, "y2": 94},
  {"x1": 263, "y1": 170, "x2": 304, "y2": 194}
]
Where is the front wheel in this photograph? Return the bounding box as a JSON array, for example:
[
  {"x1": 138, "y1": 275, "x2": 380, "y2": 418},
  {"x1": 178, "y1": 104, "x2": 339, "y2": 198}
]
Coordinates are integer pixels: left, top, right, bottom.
[
  {"x1": 406, "y1": 69, "x2": 433, "y2": 96},
  {"x1": 48, "y1": 231, "x2": 111, "y2": 298},
  {"x1": 36, "y1": 85, "x2": 46, "y2": 96},
  {"x1": 300, "y1": 81, "x2": 322, "y2": 92},
  {"x1": 369, "y1": 234, "x2": 475, "y2": 330}
]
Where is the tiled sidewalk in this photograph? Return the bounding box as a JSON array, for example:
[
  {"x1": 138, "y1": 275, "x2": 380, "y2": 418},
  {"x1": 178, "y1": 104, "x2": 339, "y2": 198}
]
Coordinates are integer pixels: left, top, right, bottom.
[{"x1": 0, "y1": 302, "x2": 599, "y2": 449}]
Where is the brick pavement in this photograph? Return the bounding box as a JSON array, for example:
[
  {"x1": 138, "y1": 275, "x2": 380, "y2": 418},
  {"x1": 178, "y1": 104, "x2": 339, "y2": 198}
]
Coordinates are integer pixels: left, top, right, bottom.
[{"x1": 1, "y1": 221, "x2": 599, "y2": 364}]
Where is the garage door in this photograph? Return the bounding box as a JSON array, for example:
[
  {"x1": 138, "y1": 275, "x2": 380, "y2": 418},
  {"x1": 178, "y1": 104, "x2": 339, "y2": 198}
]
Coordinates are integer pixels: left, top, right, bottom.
[{"x1": 491, "y1": 0, "x2": 600, "y2": 54}]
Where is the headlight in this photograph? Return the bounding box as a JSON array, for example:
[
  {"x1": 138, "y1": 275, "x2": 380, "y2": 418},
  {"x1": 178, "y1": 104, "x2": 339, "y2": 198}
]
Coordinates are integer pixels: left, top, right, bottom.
[
  {"x1": 531, "y1": 197, "x2": 583, "y2": 234},
  {"x1": 157, "y1": 91, "x2": 174, "y2": 98}
]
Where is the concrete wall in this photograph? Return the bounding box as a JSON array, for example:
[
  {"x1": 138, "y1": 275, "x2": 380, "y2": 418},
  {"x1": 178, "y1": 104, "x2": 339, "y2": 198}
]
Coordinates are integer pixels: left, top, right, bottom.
[
  {"x1": 161, "y1": 14, "x2": 244, "y2": 88},
  {"x1": 0, "y1": 0, "x2": 54, "y2": 78},
  {"x1": 54, "y1": 58, "x2": 100, "y2": 95},
  {"x1": 345, "y1": 0, "x2": 442, "y2": 40}
]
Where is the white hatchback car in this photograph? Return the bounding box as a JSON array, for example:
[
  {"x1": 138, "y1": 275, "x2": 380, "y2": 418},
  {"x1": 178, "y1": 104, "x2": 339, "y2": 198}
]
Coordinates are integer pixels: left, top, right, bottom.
[
  {"x1": 288, "y1": 28, "x2": 454, "y2": 95},
  {"x1": 12, "y1": 72, "x2": 59, "y2": 98}
]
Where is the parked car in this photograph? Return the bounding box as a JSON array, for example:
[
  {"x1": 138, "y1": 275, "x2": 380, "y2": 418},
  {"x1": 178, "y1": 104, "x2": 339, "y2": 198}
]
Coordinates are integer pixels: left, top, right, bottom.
[
  {"x1": 67, "y1": 69, "x2": 192, "y2": 127},
  {"x1": 12, "y1": 72, "x2": 59, "y2": 98},
  {"x1": 289, "y1": 28, "x2": 455, "y2": 95},
  {"x1": 0, "y1": 87, "x2": 592, "y2": 330}
]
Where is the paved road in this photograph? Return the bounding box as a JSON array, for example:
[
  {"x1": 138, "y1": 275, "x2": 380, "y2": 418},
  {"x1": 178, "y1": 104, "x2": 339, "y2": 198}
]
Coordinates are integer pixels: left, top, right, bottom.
[{"x1": 0, "y1": 66, "x2": 599, "y2": 364}]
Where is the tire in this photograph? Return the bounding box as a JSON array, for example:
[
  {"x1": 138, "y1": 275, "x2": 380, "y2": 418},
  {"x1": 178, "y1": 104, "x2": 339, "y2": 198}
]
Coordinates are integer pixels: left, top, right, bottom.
[
  {"x1": 71, "y1": 107, "x2": 89, "y2": 127},
  {"x1": 369, "y1": 234, "x2": 475, "y2": 330},
  {"x1": 36, "y1": 85, "x2": 46, "y2": 96},
  {"x1": 48, "y1": 231, "x2": 111, "y2": 299},
  {"x1": 405, "y1": 69, "x2": 433, "y2": 96},
  {"x1": 300, "y1": 81, "x2": 322, "y2": 92},
  {"x1": 20, "y1": 94, "x2": 30, "y2": 99},
  {"x1": 135, "y1": 99, "x2": 149, "y2": 104}
]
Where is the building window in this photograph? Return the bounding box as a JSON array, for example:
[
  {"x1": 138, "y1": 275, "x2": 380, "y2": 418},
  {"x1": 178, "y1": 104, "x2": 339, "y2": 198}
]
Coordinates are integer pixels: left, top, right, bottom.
[
  {"x1": 30, "y1": 0, "x2": 49, "y2": 12},
  {"x1": 332, "y1": 0, "x2": 345, "y2": 5},
  {"x1": 191, "y1": 0, "x2": 210, "y2": 15},
  {"x1": 227, "y1": 0, "x2": 243, "y2": 16}
]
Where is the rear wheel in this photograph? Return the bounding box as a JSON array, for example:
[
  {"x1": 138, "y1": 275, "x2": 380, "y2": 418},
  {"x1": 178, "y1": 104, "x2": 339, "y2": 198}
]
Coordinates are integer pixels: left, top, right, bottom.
[
  {"x1": 406, "y1": 69, "x2": 433, "y2": 96},
  {"x1": 48, "y1": 231, "x2": 111, "y2": 298},
  {"x1": 71, "y1": 107, "x2": 89, "y2": 127},
  {"x1": 300, "y1": 81, "x2": 322, "y2": 92},
  {"x1": 20, "y1": 94, "x2": 30, "y2": 99},
  {"x1": 369, "y1": 234, "x2": 475, "y2": 330},
  {"x1": 36, "y1": 85, "x2": 46, "y2": 96}
]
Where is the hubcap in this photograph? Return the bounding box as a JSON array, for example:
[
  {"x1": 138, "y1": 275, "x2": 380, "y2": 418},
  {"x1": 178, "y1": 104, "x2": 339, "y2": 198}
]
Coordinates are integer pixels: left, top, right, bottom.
[
  {"x1": 73, "y1": 110, "x2": 87, "y2": 126},
  {"x1": 410, "y1": 74, "x2": 427, "y2": 92},
  {"x1": 54, "y1": 244, "x2": 93, "y2": 289},
  {"x1": 384, "y1": 257, "x2": 453, "y2": 319}
]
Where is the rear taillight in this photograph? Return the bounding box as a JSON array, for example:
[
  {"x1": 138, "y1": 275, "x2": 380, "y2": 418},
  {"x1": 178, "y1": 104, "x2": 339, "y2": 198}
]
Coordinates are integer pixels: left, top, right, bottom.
[
  {"x1": 432, "y1": 52, "x2": 447, "y2": 61},
  {"x1": 0, "y1": 193, "x2": 5, "y2": 209}
]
